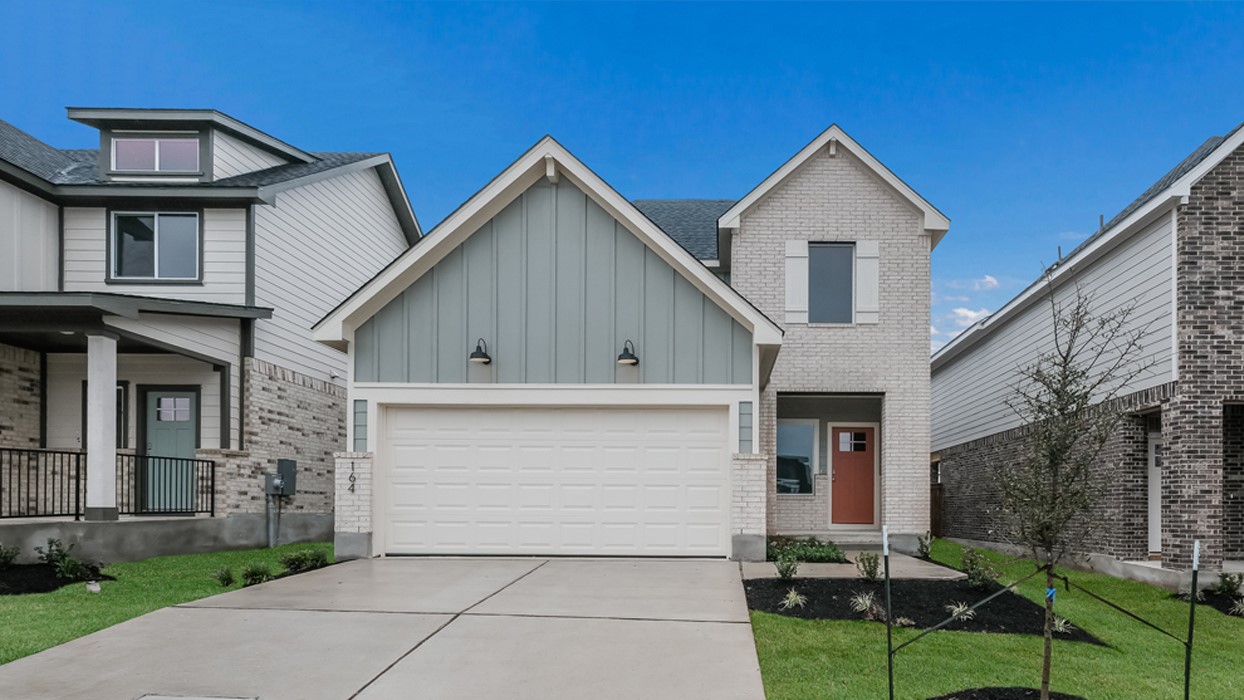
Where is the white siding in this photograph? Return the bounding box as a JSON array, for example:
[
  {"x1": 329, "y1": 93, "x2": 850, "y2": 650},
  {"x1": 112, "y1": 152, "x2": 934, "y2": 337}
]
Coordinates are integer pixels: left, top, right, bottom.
[
  {"x1": 0, "y1": 179, "x2": 57, "y2": 291},
  {"x1": 62, "y1": 207, "x2": 246, "y2": 304},
  {"x1": 212, "y1": 129, "x2": 289, "y2": 179},
  {"x1": 254, "y1": 167, "x2": 408, "y2": 379},
  {"x1": 932, "y1": 215, "x2": 1175, "y2": 451},
  {"x1": 45, "y1": 354, "x2": 225, "y2": 451}
]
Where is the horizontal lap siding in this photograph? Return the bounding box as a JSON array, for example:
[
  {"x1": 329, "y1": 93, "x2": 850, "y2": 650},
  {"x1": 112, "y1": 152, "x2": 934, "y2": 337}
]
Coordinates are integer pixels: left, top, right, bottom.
[
  {"x1": 355, "y1": 180, "x2": 753, "y2": 384},
  {"x1": 211, "y1": 130, "x2": 290, "y2": 179},
  {"x1": 253, "y1": 167, "x2": 408, "y2": 380},
  {"x1": 0, "y1": 180, "x2": 57, "y2": 291},
  {"x1": 932, "y1": 215, "x2": 1174, "y2": 450}
]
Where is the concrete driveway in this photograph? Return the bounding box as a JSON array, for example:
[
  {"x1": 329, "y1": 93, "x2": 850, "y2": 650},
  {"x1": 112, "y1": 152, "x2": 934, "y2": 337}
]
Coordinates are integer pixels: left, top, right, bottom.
[{"x1": 0, "y1": 558, "x2": 765, "y2": 700}]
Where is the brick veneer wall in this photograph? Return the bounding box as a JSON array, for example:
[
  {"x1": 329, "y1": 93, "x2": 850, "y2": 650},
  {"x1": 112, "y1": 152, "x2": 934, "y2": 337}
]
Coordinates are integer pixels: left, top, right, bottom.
[
  {"x1": 732, "y1": 146, "x2": 931, "y2": 535},
  {"x1": 1224, "y1": 405, "x2": 1244, "y2": 559},
  {"x1": 0, "y1": 343, "x2": 41, "y2": 448},
  {"x1": 1166, "y1": 141, "x2": 1244, "y2": 570},
  {"x1": 938, "y1": 382, "x2": 1175, "y2": 560},
  {"x1": 334, "y1": 452, "x2": 372, "y2": 535},
  {"x1": 774, "y1": 475, "x2": 829, "y2": 531},
  {"x1": 731, "y1": 452, "x2": 768, "y2": 559}
]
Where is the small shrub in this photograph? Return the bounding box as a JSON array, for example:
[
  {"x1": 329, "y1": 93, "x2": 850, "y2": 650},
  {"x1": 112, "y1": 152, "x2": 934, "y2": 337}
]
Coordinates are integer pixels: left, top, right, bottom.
[
  {"x1": 774, "y1": 553, "x2": 799, "y2": 581},
  {"x1": 945, "y1": 601, "x2": 976, "y2": 621},
  {"x1": 55, "y1": 556, "x2": 91, "y2": 582},
  {"x1": 1052, "y1": 616, "x2": 1075, "y2": 635},
  {"x1": 848, "y1": 590, "x2": 885, "y2": 621},
  {"x1": 0, "y1": 544, "x2": 18, "y2": 569},
  {"x1": 1211, "y1": 572, "x2": 1243, "y2": 598},
  {"x1": 855, "y1": 551, "x2": 881, "y2": 583},
  {"x1": 766, "y1": 536, "x2": 847, "y2": 563},
  {"x1": 778, "y1": 587, "x2": 807, "y2": 611},
  {"x1": 212, "y1": 566, "x2": 236, "y2": 587},
  {"x1": 34, "y1": 538, "x2": 74, "y2": 566},
  {"x1": 278, "y1": 549, "x2": 330, "y2": 575},
  {"x1": 917, "y1": 531, "x2": 934, "y2": 559},
  {"x1": 1176, "y1": 583, "x2": 1205, "y2": 602},
  {"x1": 241, "y1": 561, "x2": 275, "y2": 587},
  {"x1": 961, "y1": 547, "x2": 998, "y2": 590},
  {"x1": 893, "y1": 616, "x2": 916, "y2": 628},
  {"x1": 1230, "y1": 598, "x2": 1244, "y2": 618}
]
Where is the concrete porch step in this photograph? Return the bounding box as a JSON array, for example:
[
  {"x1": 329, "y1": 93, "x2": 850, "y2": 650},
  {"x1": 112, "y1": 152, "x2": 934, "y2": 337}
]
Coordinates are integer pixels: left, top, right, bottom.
[{"x1": 779, "y1": 530, "x2": 885, "y2": 548}]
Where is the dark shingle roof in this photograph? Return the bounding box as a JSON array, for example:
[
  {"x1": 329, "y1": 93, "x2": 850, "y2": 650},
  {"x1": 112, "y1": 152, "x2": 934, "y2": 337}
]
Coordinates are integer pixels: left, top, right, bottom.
[
  {"x1": 0, "y1": 118, "x2": 379, "y2": 189},
  {"x1": 632, "y1": 199, "x2": 735, "y2": 260}
]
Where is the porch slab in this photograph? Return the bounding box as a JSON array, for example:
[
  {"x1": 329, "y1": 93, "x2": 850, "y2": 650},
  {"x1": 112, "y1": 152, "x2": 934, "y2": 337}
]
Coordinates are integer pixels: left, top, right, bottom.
[
  {"x1": 184, "y1": 557, "x2": 544, "y2": 614},
  {"x1": 740, "y1": 551, "x2": 965, "y2": 580}
]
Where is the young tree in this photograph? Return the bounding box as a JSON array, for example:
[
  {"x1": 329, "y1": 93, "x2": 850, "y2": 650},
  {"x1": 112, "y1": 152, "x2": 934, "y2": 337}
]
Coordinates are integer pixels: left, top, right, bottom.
[{"x1": 996, "y1": 281, "x2": 1153, "y2": 700}]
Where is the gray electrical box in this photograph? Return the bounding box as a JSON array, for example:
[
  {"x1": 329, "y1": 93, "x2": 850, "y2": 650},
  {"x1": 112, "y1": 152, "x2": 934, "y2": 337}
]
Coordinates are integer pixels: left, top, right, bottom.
[{"x1": 264, "y1": 459, "x2": 298, "y2": 496}]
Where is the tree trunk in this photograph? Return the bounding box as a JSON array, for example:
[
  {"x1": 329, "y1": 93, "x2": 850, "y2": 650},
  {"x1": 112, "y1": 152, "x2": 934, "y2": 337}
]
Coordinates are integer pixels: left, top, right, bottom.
[{"x1": 1041, "y1": 565, "x2": 1054, "y2": 700}]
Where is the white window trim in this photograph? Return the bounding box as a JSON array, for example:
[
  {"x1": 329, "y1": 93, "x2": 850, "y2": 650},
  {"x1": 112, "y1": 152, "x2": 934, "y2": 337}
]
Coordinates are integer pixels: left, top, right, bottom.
[
  {"x1": 110, "y1": 211, "x2": 201, "y2": 282},
  {"x1": 776, "y1": 417, "x2": 819, "y2": 496},
  {"x1": 110, "y1": 136, "x2": 201, "y2": 173}
]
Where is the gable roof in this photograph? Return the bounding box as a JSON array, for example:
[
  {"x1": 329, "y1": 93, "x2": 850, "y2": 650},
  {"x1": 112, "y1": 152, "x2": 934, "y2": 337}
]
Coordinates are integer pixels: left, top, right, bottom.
[
  {"x1": 932, "y1": 119, "x2": 1244, "y2": 370},
  {"x1": 314, "y1": 136, "x2": 784, "y2": 375},
  {"x1": 632, "y1": 199, "x2": 734, "y2": 261},
  {"x1": 717, "y1": 124, "x2": 950, "y2": 247}
]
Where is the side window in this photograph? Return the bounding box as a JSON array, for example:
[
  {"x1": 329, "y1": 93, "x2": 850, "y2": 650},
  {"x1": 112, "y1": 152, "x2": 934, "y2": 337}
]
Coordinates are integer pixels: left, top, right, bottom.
[{"x1": 776, "y1": 419, "x2": 818, "y2": 494}]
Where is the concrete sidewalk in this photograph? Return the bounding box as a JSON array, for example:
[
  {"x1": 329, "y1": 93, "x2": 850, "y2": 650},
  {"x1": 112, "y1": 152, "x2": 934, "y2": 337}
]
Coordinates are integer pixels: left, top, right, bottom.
[{"x1": 0, "y1": 558, "x2": 765, "y2": 700}]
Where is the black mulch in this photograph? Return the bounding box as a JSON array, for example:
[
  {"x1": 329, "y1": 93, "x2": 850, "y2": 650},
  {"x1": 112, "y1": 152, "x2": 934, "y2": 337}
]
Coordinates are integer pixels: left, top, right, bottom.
[
  {"x1": 1184, "y1": 590, "x2": 1243, "y2": 618},
  {"x1": 0, "y1": 564, "x2": 113, "y2": 595},
  {"x1": 745, "y1": 577, "x2": 1103, "y2": 645},
  {"x1": 928, "y1": 687, "x2": 1086, "y2": 700}
]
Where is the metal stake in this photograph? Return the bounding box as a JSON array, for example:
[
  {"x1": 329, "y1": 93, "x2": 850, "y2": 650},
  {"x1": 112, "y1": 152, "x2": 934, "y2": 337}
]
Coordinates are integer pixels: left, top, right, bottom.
[
  {"x1": 1185, "y1": 540, "x2": 1199, "y2": 700},
  {"x1": 883, "y1": 525, "x2": 895, "y2": 700}
]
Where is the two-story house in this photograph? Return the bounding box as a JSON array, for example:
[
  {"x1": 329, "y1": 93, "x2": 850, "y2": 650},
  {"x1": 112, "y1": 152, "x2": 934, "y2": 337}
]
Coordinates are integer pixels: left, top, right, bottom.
[
  {"x1": 932, "y1": 120, "x2": 1244, "y2": 578},
  {"x1": 0, "y1": 108, "x2": 418, "y2": 560},
  {"x1": 316, "y1": 125, "x2": 948, "y2": 560}
]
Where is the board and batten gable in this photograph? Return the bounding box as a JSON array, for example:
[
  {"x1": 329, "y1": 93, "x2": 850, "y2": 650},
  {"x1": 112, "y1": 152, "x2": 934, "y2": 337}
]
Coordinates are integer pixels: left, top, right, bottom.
[
  {"x1": 0, "y1": 178, "x2": 57, "y2": 291},
  {"x1": 354, "y1": 179, "x2": 754, "y2": 385},
  {"x1": 931, "y1": 214, "x2": 1175, "y2": 451},
  {"x1": 61, "y1": 207, "x2": 247, "y2": 303},
  {"x1": 253, "y1": 166, "x2": 409, "y2": 380},
  {"x1": 211, "y1": 129, "x2": 291, "y2": 179}
]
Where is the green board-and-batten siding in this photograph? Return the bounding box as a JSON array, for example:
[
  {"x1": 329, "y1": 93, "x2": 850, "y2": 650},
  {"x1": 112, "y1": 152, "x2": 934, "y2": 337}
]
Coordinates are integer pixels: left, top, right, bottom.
[{"x1": 355, "y1": 180, "x2": 753, "y2": 384}]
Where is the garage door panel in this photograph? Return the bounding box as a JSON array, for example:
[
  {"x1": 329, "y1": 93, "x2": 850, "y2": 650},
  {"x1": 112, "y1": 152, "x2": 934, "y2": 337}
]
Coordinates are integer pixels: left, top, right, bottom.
[{"x1": 384, "y1": 406, "x2": 730, "y2": 556}]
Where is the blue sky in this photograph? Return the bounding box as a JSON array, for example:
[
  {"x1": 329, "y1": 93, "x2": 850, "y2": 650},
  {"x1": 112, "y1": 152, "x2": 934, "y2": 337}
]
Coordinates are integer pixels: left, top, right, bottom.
[{"x1": 3, "y1": 2, "x2": 1243, "y2": 349}]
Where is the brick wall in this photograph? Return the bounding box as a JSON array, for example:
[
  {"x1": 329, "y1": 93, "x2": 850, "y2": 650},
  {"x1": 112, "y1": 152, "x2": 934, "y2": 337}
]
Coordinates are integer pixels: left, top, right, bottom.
[
  {"x1": 774, "y1": 475, "x2": 829, "y2": 531},
  {"x1": 1166, "y1": 141, "x2": 1244, "y2": 569},
  {"x1": 334, "y1": 452, "x2": 373, "y2": 535},
  {"x1": 237, "y1": 358, "x2": 346, "y2": 514},
  {"x1": 731, "y1": 453, "x2": 767, "y2": 536},
  {"x1": 0, "y1": 343, "x2": 41, "y2": 448},
  {"x1": 1224, "y1": 405, "x2": 1244, "y2": 559},
  {"x1": 732, "y1": 146, "x2": 931, "y2": 535}
]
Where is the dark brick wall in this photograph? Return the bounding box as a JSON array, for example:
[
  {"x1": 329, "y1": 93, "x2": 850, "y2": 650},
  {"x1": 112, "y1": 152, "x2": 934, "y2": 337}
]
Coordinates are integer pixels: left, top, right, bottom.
[
  {"x1": 1225, "y1": 405, "x2": 1244, "y2": 559},
  {"x1": 939, "y1": 383, "x2": 1174, "y2": 560},
  {"x1": 1166, "y1": 142, "x2": 1244, "y2": 569},
  {"x1": 0, "y1": 343, "x2": 41, "y2": 448}
]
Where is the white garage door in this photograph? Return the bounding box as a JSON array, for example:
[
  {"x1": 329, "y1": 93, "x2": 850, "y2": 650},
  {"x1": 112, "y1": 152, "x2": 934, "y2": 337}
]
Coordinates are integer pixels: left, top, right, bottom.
[{"x1": 383, "y1": 405, "x2": 731, "y2": 556}]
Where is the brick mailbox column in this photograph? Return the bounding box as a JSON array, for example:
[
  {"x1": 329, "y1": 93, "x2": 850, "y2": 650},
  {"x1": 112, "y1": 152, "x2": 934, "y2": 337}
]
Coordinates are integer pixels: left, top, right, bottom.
[{"x1": 334, "y1": 452, "x2": 373, "y2": 560}]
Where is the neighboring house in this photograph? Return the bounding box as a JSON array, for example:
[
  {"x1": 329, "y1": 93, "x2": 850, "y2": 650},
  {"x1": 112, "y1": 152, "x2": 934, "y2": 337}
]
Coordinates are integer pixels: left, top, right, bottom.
[
  {"x1": 318, "y1": 125, "x2": 949, "y2": 560},
  {"x1": 931, "y1": 120, "x2": 1244, "y2": 575},
  {"x1": 0, "y1": 108, "x2": 418, "y2": 560}
]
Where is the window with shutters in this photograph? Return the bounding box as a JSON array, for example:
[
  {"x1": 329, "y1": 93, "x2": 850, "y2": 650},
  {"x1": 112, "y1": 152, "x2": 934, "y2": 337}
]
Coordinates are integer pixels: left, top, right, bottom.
[{"x1": 784, "y1": 240, "x2": 879, "y2": 325}]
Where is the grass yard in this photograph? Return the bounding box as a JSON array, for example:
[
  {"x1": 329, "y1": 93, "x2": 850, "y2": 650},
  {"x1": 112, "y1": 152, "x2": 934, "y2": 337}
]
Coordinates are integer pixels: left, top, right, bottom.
[
  {"x1": 751, "y1": 540, "x2": 1244, "y2": 699},
  {"x1": 0, "y1": 542, "x2": 333, "y2": 665}
]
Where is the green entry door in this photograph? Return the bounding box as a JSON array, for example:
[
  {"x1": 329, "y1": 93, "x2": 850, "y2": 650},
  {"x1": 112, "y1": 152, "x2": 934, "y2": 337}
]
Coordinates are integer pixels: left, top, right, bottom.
[{"x1": 143, "y1": 390, "x2": 198, "y2": 512}]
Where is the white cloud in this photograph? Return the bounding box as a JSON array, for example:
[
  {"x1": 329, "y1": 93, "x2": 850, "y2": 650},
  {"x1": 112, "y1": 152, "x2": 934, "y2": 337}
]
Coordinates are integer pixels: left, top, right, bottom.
[
  {"x1": 930, "y1": 325, "x2": 941, "y2": 336},
  {"x1": 973, "y1": 274, "x2": 999, "y2": 291},
  {"x1": 951, "y1": 307, "x2": 990, "y2": 327}
]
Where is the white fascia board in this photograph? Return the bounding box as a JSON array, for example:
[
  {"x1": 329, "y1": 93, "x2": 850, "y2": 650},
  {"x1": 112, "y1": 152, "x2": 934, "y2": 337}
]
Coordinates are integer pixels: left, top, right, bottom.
[
  {"x1": 351, "y1": 383, "x2": 754, "y2": 407},
  {"x1": 315, "y1": 136, "x2": 784, "y2": 349},
  {"x1": 717, "y1": 124, "x2": 950, "y2": 241}
]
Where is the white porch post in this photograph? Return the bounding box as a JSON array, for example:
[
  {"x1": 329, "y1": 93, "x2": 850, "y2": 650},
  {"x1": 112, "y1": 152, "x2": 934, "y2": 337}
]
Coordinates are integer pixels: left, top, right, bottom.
[{"x1": 85, "y1": 332, "x2": 118, "y2": 521}]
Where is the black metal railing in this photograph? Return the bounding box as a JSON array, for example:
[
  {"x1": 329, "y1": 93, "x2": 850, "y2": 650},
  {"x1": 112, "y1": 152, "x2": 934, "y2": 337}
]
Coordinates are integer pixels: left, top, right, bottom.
[
  {"x1": 0, "y1": 448, "x2": 84, "y2": 519},
  {"x1": 116, "y1": 454, "x2": 216, "y2": 516}
]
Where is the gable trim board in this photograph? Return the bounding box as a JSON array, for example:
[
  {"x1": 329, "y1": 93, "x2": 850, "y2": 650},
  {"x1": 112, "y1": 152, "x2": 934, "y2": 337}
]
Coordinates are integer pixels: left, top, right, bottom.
[{"x1": 314, "y1": 136, "x2": 784, "y2": 381}]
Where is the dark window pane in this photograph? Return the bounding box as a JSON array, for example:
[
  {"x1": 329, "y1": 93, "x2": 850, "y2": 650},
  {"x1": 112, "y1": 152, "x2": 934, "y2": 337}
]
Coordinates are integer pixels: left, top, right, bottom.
[
  {"x1": 115, "y1": 215, "x2": 155, "y2": 277},
  {"x1": 114, "y1": 139, "x2": 156, "y2": 170},
  {"x1": 157, "y1": 214, "x2": 198, "y2": 278},
  {"x1": 158, "y1": 139, "x2": 199, "y2": 171},
  {"x1": 776, "y1": 422, "x2": 816, "y2": 494},
  {"x1": 808, "y1": 243, "x2": 854, "y2": 323}
]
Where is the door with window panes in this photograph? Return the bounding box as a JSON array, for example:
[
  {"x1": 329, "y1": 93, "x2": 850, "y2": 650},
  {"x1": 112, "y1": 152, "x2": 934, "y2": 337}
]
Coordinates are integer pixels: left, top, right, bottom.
[
  {"x1": 831, "y1": 427, "x2": 876, "y2": 524},
  {"x1": 143, "y1": 390, "x2": 198, "y2": 513}
]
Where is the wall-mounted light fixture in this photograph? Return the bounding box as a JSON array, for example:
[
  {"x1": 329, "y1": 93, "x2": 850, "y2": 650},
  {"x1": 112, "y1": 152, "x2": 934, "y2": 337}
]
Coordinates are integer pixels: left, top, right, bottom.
[
  {"x1": 469, "y1": 338, "x2": 492, "y2": 365},
  {"x1": 616, "y1": 339, "x2": 639, "y2": 366}
]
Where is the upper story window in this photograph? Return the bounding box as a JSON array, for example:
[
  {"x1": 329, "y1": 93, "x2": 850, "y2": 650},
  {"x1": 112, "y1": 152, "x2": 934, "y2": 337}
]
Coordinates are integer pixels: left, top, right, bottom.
[
  {"x1": 111, "y1": 212, "x2": 200, "y2": 282},
  {"x1": 808, "y1": 243, "x2": 854, "y2": 324},
  {"x1": 111, "y1": 137, "x2": 200, "y2": 173}
]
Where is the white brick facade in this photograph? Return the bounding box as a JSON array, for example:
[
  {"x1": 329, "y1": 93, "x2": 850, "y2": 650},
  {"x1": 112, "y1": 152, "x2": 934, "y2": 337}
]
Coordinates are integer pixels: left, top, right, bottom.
[
  {"x1": 732, "y1": 147, "x2": 932, "y2": 536},
  {"x1": 333, "y1": 452, "x2": 372, "y2": 535}
]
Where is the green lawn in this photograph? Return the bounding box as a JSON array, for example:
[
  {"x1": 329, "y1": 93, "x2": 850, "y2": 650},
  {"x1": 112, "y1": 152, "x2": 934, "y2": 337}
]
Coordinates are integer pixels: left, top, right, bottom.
[
  {"x1": 752, "y1": 540, "x2": 1244, "y2": 699},
  {"x1": 0, "y1": 542, "x2": 333, "y2": 665}
]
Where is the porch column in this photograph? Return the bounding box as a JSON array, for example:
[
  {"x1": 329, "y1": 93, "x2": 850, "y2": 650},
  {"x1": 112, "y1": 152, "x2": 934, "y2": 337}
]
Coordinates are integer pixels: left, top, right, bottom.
[{"x1": 85, "y1": 332, "x2": 118, "y2": 521}]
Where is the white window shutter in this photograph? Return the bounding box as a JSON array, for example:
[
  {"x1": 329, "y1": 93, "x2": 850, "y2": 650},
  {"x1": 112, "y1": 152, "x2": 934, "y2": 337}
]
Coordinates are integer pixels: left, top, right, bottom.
[
  {"x1": 785, "y1": 240, "x2": 808, "y2": 324},
  {"x1": 855, "y1": 240, "x2": 880, "y2": 324}
]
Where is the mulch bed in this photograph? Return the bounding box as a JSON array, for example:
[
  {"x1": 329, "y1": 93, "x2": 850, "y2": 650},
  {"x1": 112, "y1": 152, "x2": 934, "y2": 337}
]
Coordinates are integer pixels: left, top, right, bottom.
[
  {"x1": 745, "y1": 577, "x2": 1102, "y2": 645},
  {"x1": 928, "y1": 687, "x2": 1086, "y2": 700},
  {"x1": 1184, "y1": 589, "x2": 1242, "y2": 618},
  {"x1": 0, "y1": 564, "x2": 113, "y2": 595}
]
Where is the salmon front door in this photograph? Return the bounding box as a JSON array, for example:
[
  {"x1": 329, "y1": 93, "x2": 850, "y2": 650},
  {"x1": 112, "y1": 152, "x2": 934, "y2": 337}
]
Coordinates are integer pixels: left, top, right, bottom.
[{"x1": 831, "y1": 426, "x2": 876, "y2": 524}]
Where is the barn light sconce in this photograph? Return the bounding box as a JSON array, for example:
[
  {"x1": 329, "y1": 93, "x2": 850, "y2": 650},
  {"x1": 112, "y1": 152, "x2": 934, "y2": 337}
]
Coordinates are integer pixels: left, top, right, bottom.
[
  {"x1": 469, "y1": 338, "x2": 492, "y2": 365},
  {"x1": 616, "y1": 339, "x2": 639, "y2": 366}
]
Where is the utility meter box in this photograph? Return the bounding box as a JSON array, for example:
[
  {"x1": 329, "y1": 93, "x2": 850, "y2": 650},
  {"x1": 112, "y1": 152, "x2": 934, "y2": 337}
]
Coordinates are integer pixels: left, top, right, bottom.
[{"x1": 264, "y1": 459, "x2": 298, "y2": 496}]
